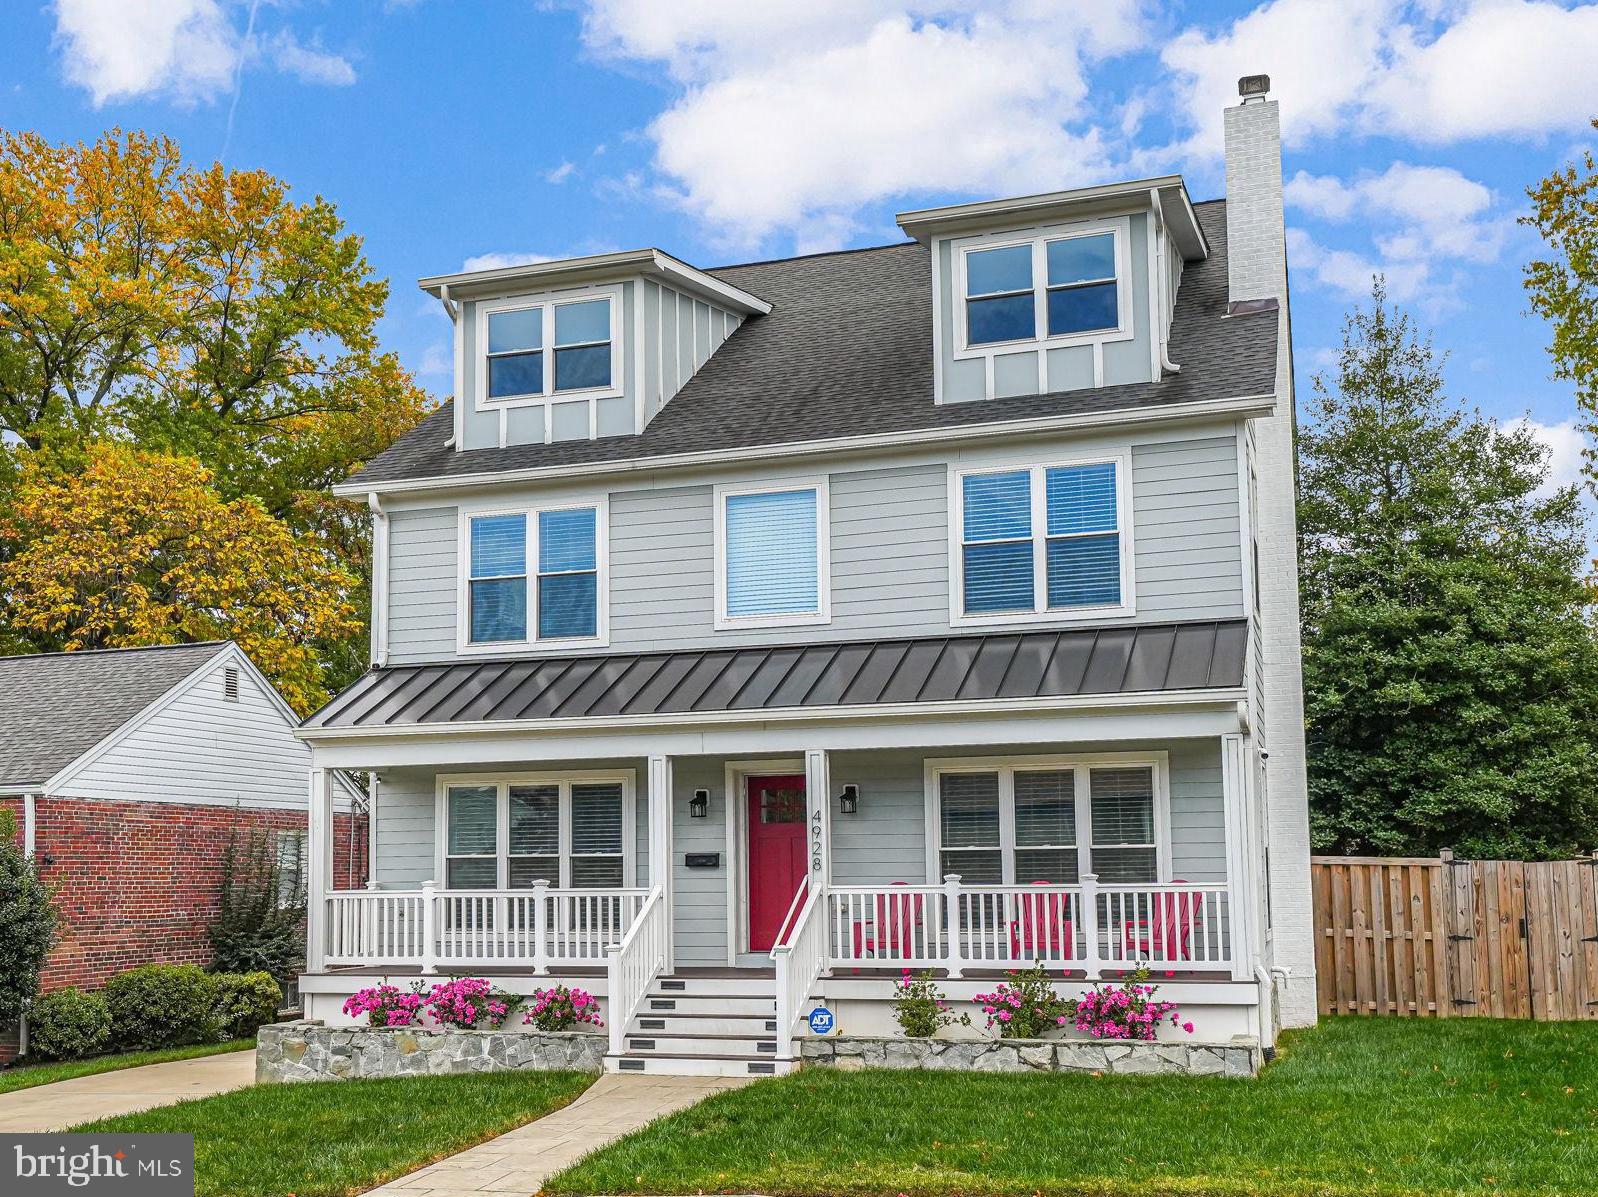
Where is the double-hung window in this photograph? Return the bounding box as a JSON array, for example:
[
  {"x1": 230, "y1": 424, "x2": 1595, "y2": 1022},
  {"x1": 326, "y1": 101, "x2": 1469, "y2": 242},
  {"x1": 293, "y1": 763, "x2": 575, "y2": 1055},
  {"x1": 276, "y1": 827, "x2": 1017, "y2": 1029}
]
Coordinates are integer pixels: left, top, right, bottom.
[
  {"x1": 932, "y1": 759, "x2": 1163, "y2": 886},
  {"x1": 955, "y1": 458, "x2": 1129, "y2": 621},
  {"x1": 464, "y1": 504, "x2": 605, "y2": 648},
  {"x1": 483, "y1": 293, "x2": 616, "y2": 402},
  {"x1": 961, "y1": 227, "x2": 1123, "y2": 349},
  {"x1": 444, "y1": 776, "x2": 632, "y2": 890},
  {"x1": 715, "y1": 481, "x2": 830, "y2": 628}
]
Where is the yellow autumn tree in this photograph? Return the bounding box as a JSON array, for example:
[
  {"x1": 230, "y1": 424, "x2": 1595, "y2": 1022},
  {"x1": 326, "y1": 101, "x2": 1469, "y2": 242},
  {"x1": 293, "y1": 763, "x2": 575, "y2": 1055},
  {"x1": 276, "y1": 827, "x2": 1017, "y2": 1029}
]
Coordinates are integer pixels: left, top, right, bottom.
[{"x1": 0, "y1": 444, "x2": 360, "y2": 714}]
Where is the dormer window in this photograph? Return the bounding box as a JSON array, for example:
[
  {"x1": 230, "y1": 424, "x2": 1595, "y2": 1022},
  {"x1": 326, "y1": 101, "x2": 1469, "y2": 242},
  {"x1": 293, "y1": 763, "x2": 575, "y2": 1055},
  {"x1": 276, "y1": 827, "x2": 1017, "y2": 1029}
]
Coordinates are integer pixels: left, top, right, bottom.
[
  {"x1": 958, "y1": 225, "x2": 1126, "y2": 351},
  {"x1": 481, "y1": 289, "x2": 620, "y2": 404}
]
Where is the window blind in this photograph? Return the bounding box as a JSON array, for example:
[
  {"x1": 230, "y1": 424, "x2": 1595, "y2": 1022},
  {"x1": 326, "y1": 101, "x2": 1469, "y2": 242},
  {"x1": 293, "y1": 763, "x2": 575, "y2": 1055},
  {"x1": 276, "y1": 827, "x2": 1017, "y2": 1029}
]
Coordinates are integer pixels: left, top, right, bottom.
[
  {"x1": 724, "y1": 488, "x2": 820, "y2": 617},
  {"x1": 961, "y1": 470, "x2": 1033, "y2": 613},
  {"x1": 570, "y1": 782, "x2": 625, "y2": 888},
  {"x1": 537, "y1": 508, "x2": 598, "y2": 639},
  {"x1": 446, "y1": 786, "x2": 498, "y2": 889},
  {"x1": 938, "y1": 771, "x2": 1002, "y2": 884},
  {"x1": 1089, "y1": 767, "x2": 1156, "y2": 883},
  {"x1": 469, "y1": 515, "x2": 528, "y2": 643}
]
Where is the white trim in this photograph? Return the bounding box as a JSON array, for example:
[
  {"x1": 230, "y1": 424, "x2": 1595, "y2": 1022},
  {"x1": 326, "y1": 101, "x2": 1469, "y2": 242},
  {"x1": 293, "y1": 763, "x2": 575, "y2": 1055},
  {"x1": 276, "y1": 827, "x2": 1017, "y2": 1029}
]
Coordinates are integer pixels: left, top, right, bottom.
[
  {"x1": 300, "y1": 686, "x2": 1248, "y2": 743},
  {"x1": 712, "y1": 478, "x2": 832, "y2": 631},
  {"x1": 368, "y1": 493, "x2": 390, "y2": 668},
  {"x1": 455, "y1": 499, "x2": 610, "y2": 654},
  {"x1": 923, "y1": 750, "x2": 1171, "y2": 886},
  {"x1": 949, "y1": 218, "x2": 1134, "y2": 399},
  {"x1": 434, "y1": 769, "x2": 637, "y2": 890},
  {"x1": 332, "y1": 394, "x2": 1278, "y2": 498},
  {"x1": 947, "y1": 450, "x2": 1135, "y2": 629},
  {"x1": 474, "y1": 286, "x2": 624, "y2": 413},
  {"x1": 723, "y1": 756, "x2": 807, "y2": 964}
]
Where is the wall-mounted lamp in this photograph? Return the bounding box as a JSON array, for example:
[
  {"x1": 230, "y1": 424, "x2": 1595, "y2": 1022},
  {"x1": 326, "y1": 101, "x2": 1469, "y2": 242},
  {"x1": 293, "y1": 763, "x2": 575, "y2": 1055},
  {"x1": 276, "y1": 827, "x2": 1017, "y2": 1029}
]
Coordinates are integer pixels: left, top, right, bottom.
[
  {"x1": 837, "y1": 784, "x2": 860, "y2": 815},
  {"x1": 689, "y1": 789, "x2": 710, "y2": 819}
]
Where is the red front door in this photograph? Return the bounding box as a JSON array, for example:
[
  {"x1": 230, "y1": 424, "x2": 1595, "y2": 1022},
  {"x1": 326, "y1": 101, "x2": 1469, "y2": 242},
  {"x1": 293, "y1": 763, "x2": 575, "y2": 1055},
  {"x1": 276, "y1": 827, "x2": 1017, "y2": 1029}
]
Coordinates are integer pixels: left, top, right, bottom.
[{"x1": 746, "y1": 775, "x2": 808, "y2": 952}]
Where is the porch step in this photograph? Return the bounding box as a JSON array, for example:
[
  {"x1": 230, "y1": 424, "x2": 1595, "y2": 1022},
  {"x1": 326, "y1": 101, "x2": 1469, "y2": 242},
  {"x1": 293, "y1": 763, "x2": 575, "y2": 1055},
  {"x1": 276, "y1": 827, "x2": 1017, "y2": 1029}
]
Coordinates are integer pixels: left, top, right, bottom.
[
  {"x1": 648, "y1": 975, "x2": 775, "y2": 997},
  {"x1": 644, "y1": 994, "x2": 777, "y2": 1017},
  {"x1": 634, "y1": 1012, "x2": 779, "y2": 1036},
  {"x1": 627, "y1": 1033, "x2": 778, "y2": 1056},
  {"x1": 604, "y1": 1052, "x2": 796, "y2": 1078}
]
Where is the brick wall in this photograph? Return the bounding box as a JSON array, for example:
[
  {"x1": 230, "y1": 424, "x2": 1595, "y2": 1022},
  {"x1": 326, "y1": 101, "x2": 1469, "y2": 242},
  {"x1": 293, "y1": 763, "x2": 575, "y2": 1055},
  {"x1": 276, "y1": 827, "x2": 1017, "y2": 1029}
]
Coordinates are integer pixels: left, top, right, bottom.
[{"x1": 0, "y1": 794, "x2": 367, "y2": 1063}]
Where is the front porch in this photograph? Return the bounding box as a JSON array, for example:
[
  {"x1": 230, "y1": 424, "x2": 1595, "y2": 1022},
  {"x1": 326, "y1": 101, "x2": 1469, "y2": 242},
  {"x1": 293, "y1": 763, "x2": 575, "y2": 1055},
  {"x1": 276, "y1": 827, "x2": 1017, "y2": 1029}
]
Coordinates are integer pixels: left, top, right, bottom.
[{"x1": 300, "y1": 723, "x2": 1268, "y2": 1073}]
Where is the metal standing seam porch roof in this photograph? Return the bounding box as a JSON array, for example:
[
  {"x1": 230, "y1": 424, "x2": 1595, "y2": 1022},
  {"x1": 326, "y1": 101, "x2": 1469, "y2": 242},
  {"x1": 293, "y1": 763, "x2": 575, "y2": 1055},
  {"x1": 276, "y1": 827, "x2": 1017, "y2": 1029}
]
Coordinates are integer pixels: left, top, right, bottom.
[{"x1": 303, "y1": 620, "x2": 1246, "y2": 733}]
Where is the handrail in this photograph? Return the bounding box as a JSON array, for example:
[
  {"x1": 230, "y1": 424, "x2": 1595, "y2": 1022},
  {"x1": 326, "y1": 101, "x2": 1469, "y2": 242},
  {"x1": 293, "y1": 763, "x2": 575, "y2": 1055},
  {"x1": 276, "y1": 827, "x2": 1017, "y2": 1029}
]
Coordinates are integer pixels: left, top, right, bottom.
[
  {"x1": 771, "y1": 884, "x2": 827, "y2": 1061},
  {"x1": 605, "y1": 886, "x2": 668, "y2": 1057},
  {"x1": 769, "y1": 876, "x2": 811, "y2": 956}
]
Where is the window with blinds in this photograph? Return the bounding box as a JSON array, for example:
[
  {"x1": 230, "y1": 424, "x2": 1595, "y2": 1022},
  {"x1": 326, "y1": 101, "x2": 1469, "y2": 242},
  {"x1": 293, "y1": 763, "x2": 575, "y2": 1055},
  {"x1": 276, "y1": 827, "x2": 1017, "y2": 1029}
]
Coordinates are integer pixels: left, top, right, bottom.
[
  {"x1": 960, "y1": 227, "x2": 1122, "y2": 351},
  {"x1": 445, "y1": 778, "x2": 631, "y2": 889},
  {"x1": 934, "y1": 761, "x2": 1159, "y2": 885},
  {"x1": 483, "y1": 296, "x2": 614, "y2": 401},
  {"x1": 957, "y1": 460, "x2": 1126, "y2": 620},
  {"x1": 719, "y1": 484, "x2": 827, "y2": 624},
  {"x1": 466, "y1": 505, "x2": 602, "y2": 646}
]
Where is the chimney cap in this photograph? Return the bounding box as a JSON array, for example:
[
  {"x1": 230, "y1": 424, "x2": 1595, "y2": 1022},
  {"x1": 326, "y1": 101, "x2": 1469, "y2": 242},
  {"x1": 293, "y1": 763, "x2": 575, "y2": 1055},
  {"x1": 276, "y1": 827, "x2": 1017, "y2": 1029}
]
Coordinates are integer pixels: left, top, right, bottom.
[{"x1": 1238, "y1": 74, "x2": 1271, "y2": 100}]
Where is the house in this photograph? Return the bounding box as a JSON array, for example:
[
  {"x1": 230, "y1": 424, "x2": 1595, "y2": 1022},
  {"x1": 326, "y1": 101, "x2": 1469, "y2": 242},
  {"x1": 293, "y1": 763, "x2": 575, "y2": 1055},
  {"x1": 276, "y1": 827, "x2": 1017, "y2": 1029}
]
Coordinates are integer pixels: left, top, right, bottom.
[
  {"x1": 0, "y1": 642, "x2": 366, "y2": 1061},
  {"x1": 296, "y1": 79, "x2": 1314, "y2": 1076}
]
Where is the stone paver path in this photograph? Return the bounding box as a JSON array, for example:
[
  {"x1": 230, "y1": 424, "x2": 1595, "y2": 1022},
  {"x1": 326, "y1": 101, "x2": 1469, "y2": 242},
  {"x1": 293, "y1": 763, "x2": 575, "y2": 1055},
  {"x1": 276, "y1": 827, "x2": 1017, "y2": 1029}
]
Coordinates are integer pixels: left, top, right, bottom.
[
  {"x1": 361, "y1": 1072, "x2": 748, "y2": 1197},
  {"x1": 0, "y1": 1049, "x2": 257, "y2": 1133}
]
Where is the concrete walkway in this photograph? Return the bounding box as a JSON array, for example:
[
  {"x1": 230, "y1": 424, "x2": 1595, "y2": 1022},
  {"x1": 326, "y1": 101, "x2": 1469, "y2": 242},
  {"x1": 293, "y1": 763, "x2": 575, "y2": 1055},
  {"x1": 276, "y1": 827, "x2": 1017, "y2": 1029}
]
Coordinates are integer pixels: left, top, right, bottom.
[
  {"x1": 0, "y1": 1049, "x2": 257, "y2": 1132},
  {"x1": 361, "y1": 1073, "x2": 748, "y2": 1197}
]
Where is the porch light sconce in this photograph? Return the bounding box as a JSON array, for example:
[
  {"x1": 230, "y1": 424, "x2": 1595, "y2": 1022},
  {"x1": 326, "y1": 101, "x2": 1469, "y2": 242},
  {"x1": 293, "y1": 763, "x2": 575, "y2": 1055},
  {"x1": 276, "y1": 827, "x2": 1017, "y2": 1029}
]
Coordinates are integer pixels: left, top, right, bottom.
[
  {"x1": 837, "y1": 784, "x2": 860, "y2": 815},
  {"x1": 689, "y1": 789, "x2": 710, "y2": 819}
]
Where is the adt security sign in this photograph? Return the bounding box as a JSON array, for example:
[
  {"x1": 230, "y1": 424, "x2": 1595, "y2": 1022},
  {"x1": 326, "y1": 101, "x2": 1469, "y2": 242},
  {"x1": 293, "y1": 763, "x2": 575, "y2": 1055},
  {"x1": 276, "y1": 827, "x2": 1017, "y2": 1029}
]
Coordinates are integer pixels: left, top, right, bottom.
[{"x1": 807, "y1": 1006, "x2": 835, "y2": 1035}]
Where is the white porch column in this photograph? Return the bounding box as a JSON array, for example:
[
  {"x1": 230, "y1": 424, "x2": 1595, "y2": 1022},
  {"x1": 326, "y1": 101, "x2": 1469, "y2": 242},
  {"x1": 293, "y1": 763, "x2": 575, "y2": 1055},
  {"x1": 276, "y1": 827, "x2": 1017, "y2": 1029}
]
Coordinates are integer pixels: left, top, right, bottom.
[
  {"x1": 1220, "y1": 733, "x2": 1258, "y2": 983},
  {"x1": 365, "y1": 771, "x2": 379, "y2": 889},
  {"x1": 804, "y1": 748, "x2": 832, "y2": 886},
  {"x1": 305, "y1": 767, "x2": 333, "y2": 972},
  {"x1": 648, "y1": 754, "x2": 674, "y2": 972}
]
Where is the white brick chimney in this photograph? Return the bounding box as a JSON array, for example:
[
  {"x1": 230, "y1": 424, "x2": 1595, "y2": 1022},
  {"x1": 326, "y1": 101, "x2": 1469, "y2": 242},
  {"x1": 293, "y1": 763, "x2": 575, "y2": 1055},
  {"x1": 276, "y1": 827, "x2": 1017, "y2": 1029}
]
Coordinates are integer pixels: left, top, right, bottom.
[{"x1": 1223, "y1": 76, "x2": 1318, "y2": 1031}]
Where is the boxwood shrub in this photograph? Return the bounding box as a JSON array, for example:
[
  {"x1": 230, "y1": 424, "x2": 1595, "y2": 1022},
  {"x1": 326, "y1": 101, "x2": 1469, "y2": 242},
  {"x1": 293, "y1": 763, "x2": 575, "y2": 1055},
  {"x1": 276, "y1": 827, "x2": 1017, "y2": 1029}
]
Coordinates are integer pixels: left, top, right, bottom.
[
  {"x1": 213, "y1": 971, "x2": 282, "y2": 1039},
  {"x1": 27, "y1": 987, "x2": 112, "y2": 1060},
  {"x1": 104, "y1": 964, "x2": 220, "y2": 1050}
]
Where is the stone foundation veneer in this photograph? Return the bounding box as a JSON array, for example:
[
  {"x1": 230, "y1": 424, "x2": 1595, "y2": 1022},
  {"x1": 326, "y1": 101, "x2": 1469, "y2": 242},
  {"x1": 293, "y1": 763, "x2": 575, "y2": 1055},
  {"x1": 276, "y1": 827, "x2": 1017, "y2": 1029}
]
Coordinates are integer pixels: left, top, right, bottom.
[
  {"x1": 800, "y1": 1034, "x2": 1261, "y2": 1077},
  {"x1": 256, "y1": 1021, "x2": 606, "y2": 1083}
]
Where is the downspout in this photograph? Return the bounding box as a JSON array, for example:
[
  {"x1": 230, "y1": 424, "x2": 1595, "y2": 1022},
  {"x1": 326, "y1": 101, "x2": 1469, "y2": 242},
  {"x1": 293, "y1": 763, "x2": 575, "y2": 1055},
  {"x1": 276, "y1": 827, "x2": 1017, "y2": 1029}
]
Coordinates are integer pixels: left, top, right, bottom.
[
  {"x1": 368, "y1": 493, "x2": 390, "y2": 668},
  {"x1": 439, "y1": 283, "x2": 459, "y2": 450},
  {"x1": 1148, "y1": 188, "x2": 1182, "y2": 377}
]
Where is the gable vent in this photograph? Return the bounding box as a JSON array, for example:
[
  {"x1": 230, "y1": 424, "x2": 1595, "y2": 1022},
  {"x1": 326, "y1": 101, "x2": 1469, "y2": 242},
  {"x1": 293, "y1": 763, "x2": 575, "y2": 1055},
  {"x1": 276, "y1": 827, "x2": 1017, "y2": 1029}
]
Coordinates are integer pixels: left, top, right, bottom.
[{"x1": 223, "y1": 666, "x2": 240, "y2": 702}]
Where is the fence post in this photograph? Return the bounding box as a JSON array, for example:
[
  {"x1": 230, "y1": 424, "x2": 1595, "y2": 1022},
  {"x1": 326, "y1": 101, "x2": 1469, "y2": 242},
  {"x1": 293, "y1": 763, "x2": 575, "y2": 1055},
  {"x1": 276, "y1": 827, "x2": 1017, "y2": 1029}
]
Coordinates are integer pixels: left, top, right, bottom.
[
  {"x1": 1080, "y1": 873, "x2": 1102, "y2": 981},
  {"x1": 531, "y1": 879, "x2": 550, "y2": 976},
  {"x1": 606, "y1": 940, "x2": 624, "y2": 1056},
  {"x1": 420, "y1": 881, "x2": 438, "y2": 975},
  {"x1": 943, "y1": 875, "x2": 966, "y2": 979}
]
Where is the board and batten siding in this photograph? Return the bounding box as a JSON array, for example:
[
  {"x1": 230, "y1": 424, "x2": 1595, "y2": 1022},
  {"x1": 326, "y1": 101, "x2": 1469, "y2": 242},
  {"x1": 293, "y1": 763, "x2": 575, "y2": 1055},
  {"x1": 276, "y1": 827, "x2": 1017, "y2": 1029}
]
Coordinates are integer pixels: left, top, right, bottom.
[
  {"x1": 382, "y1": 432, "x2": 1243, "y2": 665},
  {"x1": 60, "y1": 656, "x2": 340, "y2": 811}
]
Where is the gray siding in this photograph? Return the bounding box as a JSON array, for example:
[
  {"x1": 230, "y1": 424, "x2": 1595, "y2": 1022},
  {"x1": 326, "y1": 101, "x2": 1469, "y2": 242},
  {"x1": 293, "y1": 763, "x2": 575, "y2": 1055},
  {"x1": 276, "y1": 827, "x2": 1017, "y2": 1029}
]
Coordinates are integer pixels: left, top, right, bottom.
[
  {"x1": 388, "y1": 506, "x2": 458, "y2": 663},
  {"x1": 830, "y1": 750, "x2": 929, "y2": 886},
  {"x1": 373, "y1": 769, "x2": 437, "y2": 888},
  {"x1": 670, "y1": 758, "x2": 730, "y2": 966},
  {"x1": 1131, "y1": 436, "x2": 1244, "y2": 622}
]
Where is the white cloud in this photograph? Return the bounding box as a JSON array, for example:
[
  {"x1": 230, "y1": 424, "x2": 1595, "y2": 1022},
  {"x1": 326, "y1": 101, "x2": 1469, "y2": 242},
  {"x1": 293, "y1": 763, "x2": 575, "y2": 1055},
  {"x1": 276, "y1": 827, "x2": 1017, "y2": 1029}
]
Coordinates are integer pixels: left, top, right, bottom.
[
  {"x1": 416, "y1": 341, "x2": 452, "y2": 378},
  {"x1": 575, "y1": 2, "x2": 1147, "y2": 249},
  {"x1": 1162, "y1": 0, "x2": 1598, "y2": 156},
  {"x1": 459, "y1": 251, "x2": 558, "y2": 273},
  {"x1": 51, "y1": 0, "x2": 355, "y2": 106},
  {"x1": 1502, "y1": 417, "x2": 1592, "y2": 513},
  {"x1": 53, "y1": 0, "x2": 238, "y2": 105},
  {"x1": 1286, "y1": 226, "x2": 1431, "y2": 305},
  {"x1": 545, "y1": 161, "x2": 577, "y2": 184}
]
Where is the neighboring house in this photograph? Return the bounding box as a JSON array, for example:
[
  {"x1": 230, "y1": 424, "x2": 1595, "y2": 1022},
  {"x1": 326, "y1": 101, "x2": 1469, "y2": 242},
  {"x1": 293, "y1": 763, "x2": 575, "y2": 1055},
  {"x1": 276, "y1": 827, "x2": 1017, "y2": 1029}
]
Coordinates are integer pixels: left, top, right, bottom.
[
  {"x1": 0, "y1": 642, "x2": 366, "y2": 1061},
  {"x1": 297, "y1": 81, "x2": 1313, "y2": 1076}
]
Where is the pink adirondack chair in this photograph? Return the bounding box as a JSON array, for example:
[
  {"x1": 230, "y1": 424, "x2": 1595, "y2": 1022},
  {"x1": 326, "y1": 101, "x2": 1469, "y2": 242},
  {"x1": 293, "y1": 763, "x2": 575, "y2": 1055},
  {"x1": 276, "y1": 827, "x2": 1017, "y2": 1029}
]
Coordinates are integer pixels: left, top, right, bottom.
[
  {"x1": 853, "y1": 882, "x2": 923, "y2": 961},
  {"x1": 1009, "y1": 880, "x2": 1073, "y2": 962},
  {"x1": 1120, "y1": 882, "x2": 1202, "y2": 970}
]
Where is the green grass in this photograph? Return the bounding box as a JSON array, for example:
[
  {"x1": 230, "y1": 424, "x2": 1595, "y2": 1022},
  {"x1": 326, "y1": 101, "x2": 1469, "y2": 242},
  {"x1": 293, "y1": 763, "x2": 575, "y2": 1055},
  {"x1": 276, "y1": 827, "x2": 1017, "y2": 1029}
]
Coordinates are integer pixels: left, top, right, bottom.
[
  {"x1": 548, "y1": 1019, "x2": 1598, "y2": 1197},
  {"x1": 0, "y1": 1039, "x2": 254, "y2": 1096},
  {"x1": 74, "y1": 1070, "x2": 593, "y2": 1197}
]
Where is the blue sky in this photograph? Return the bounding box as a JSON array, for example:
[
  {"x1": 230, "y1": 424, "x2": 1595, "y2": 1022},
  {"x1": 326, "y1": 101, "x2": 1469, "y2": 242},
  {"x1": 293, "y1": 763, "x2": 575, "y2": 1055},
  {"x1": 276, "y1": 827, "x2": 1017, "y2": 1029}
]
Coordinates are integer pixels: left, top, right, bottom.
[{"x1": 3, "y1": 0, "x2": 1596, "y2": 493}]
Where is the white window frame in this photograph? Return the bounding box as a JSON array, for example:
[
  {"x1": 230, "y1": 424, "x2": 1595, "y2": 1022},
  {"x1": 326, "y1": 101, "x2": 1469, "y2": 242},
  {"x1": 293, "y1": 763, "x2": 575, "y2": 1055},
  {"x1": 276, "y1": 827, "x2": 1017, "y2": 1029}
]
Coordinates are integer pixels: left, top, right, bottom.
[
  {"x1": 922, "y1": 753, "x2": 1171, "y2": 886},
  {"x1": 947, "y1": 450, "x2": 1135, "y2": 628},
  {"x1": 456, "y1": 499, "x2": 610, "y2": 654},
  {"x1": 713, "y1": 478, "x2": 832, "y2": 631},
  {"x1": 475, "y1": 285, "x2": 624, "y2": 411},
  {"x1": 274, "y1": 828, "x2": 308, "y2": 909},
  {"x1": 435, "y1": 770, "x2": 637, "y2": 890},
  {"x1": 952, "y1": 218, "x2": 1134, "y2": 364}
]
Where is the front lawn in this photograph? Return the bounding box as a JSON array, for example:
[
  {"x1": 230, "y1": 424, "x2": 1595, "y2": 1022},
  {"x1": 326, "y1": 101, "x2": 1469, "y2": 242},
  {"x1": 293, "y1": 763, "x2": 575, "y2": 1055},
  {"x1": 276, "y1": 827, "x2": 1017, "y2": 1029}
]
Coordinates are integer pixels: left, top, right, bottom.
[
  {"x1": 0, "y1": 1039, "x2": 253, "y2": 1096},
  {"x1": 75, "y1": 1070, "x2": 594, "y2": 1197},
  {"x1": 549, "y1": 1018, "x2": 1598, "y2": 1197}
]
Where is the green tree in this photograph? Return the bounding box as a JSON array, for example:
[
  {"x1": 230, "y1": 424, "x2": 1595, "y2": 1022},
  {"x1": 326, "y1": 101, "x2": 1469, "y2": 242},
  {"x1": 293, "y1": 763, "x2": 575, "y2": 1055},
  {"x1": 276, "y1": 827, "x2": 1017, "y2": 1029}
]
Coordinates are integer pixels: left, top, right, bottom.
[
  {"x1": 0, "y1": 807, "x2": 59, "y2": 1029},
  {"x1": 1526, "y1": 123, "x2": 1598, "y2": 492},
  {"x1": 1300, "y1": 281, "x2": 1598, "y2": 859}
]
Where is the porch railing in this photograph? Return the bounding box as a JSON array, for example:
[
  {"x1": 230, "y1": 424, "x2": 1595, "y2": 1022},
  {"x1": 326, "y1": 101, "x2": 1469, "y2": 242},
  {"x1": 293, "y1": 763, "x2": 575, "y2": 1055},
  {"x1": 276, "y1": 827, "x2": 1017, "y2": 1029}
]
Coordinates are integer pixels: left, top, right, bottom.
[
  {"x1": 824, "y1": 876, "x2": 1235, "y2": 978},
  {"x1": 772, "y1": 883, "x2": 828, "y2": 1061},
  {"x1": 322, "y1": 883, "x2": 650, "y2": 974},
  {"x1": 606, "y1": 886, "x2": 668, "y2": 1056}
]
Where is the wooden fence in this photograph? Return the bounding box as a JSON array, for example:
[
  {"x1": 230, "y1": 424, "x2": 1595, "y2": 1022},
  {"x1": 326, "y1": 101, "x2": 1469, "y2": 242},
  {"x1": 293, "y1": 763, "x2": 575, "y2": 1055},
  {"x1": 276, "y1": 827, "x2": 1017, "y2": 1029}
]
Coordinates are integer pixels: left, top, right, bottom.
[{"x1": 1312, "y1": 853, "x2": 1598, "y2": 1020}]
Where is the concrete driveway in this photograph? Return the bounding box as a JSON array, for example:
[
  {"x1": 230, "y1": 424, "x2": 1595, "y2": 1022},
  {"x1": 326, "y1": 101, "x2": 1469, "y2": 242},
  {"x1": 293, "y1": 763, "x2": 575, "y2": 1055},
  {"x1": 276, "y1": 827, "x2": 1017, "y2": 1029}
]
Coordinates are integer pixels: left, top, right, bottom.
[{"x1": 0, "y1": 1049, "x2": 257, "y2": 1132}]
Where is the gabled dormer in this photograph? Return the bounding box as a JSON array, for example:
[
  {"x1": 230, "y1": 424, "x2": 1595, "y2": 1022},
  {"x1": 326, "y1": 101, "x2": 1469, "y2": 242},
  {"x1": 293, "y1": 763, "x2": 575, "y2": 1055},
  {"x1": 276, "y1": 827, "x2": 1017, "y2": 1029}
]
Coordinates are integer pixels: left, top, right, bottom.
[
  {"x1": 422, "y1": 250, "x2": 771, "y2": 451},
  {"x1": 897, "y1": 176, "x2": 1208, "y2": 404}
]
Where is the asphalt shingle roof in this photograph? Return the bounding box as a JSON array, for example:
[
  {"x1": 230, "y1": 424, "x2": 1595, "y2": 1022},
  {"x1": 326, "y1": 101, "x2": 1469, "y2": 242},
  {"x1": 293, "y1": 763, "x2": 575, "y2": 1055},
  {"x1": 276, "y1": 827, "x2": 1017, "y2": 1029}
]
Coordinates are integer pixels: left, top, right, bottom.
[
  {"x1": 0, "y1": 642, "x2": 230, "y2": 788},
  {"x1": 305, "y1": 620, "x2": 1246, "y2": 731},
  {"x1": 352, "y1": 200, "x2": 1275, "y2": 487}
]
